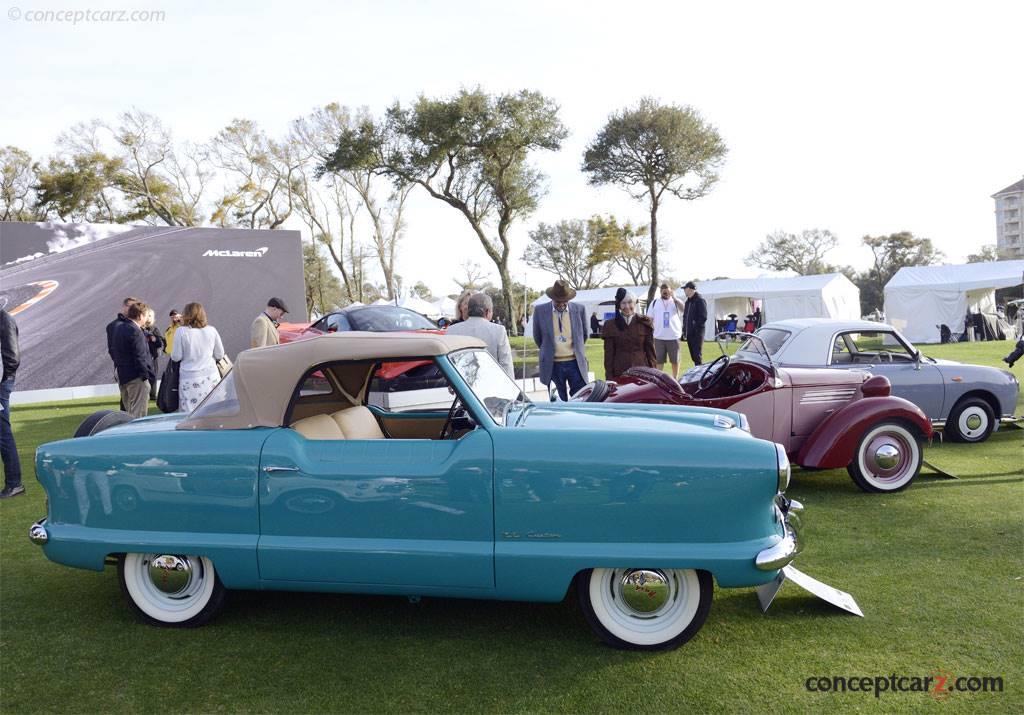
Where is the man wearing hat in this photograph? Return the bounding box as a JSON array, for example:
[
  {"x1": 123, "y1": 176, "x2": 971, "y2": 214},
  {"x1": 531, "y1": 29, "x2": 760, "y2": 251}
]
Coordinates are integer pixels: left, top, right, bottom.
[
  {"x1": 252, "y1": 297, "x2": 289, "y2": 348},
  {"x1": 532, "y1": 280, "x2": 589, "y2": 400},
  {"x1": 682, "y1": 281, "x2": 708, "y2": 366}
]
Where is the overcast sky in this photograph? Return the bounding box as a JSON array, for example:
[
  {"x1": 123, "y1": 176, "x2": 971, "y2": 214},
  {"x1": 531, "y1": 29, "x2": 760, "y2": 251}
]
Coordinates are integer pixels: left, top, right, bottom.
[{"x1": 3, "y1": 0, "x2": 1022, "y2": 295}]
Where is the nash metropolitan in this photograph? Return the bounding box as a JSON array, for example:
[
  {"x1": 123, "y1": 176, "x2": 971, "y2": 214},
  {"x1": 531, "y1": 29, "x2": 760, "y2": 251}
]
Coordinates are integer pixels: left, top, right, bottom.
[
  {"x1": 31, "y1": 333, "x2": 803, "y2": 651},
  {"x1": 740, "y1": 319, "x2": 1020, "y2": 443},
  {"x1": 573, "y1": 332, "x2": 933, "y2": 493}
]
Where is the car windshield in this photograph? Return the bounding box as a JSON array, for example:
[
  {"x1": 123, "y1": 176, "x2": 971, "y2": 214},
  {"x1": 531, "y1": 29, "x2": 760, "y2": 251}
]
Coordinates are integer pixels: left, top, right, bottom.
[
  {"x1": 448, "y1": 348, "x2": 527, "y2": 423},
  {"x1": 188, "y1": 372, "x2": 240, "y2": 419},
  {"x1": 346, "y1": 307, "x2": 436, "y2": 332},
  {"x1": 737, "y1": 327, "x2": 791, "y2": 358}
]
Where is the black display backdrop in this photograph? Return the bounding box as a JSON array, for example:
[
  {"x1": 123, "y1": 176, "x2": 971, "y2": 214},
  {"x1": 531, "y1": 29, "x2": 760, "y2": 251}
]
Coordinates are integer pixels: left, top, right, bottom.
[{"x1": 0, "y1": 222, "x2": 306, "y2": 391}]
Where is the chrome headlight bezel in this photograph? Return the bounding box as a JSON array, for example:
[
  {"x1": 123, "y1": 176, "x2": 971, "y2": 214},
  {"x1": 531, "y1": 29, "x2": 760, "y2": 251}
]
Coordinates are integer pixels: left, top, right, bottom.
[{"x1": 775, "y1": 443, "x2": 791, "y2": 492}]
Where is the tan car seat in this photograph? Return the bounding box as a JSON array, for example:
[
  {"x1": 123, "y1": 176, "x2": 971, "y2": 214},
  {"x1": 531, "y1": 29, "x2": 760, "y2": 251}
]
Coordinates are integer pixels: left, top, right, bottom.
[
  {"x1": 331, "y1": 406, "x2": 385, "y2": 440},
  {"x1": 290, "y1": 413, "x2": 345, "y2": 440}
]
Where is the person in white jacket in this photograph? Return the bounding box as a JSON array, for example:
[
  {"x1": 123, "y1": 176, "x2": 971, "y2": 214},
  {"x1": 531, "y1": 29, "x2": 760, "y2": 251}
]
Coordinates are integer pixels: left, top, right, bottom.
[
  {"x1": 446, "y1": 293, "x2": 515, "y2": 377},
  {"x1": 171, "y1": 302, "x2": 226, "y2": 412}
]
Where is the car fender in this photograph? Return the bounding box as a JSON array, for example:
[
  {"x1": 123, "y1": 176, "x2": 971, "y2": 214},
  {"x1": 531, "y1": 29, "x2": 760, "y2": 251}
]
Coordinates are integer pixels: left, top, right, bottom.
[{"x1": 796, "y1": 396, "x2": 932, "y2": 469}]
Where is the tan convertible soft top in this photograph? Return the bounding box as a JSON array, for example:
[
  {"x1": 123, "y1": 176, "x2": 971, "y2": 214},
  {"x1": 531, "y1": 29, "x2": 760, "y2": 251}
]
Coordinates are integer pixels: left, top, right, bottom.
[{"x1": 177, "y1": 332, "x2": 485, "y2": 430}]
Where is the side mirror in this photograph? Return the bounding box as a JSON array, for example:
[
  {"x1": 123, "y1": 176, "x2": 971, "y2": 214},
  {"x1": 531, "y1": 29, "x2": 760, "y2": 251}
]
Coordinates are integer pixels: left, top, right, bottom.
[{"x1": 548, "y1": 384, "x2": 560, "y2": 402}]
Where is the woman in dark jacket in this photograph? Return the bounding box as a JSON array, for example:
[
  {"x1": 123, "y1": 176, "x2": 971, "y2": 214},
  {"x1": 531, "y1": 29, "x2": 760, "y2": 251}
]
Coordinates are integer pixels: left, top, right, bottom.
[
  {"x1": 602, "y1": 289, "x2": 657, "y2": 379},
  {"x1": 142, "y1": 308, "x2": 165, "y2": 401}
]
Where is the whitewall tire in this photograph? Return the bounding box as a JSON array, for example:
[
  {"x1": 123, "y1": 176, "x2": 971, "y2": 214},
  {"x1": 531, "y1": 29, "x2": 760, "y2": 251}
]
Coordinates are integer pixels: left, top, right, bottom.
[
  {"x1": 946, "y1": 397, "x2": 995, "y2": 443},
  {"x1": 119, "y1": 553, "x2": 226, "y2": 627},
  {"x1": 577, "y1": 568, "x2": 712, "y2": 650},
  {"x1": 847, "y1": 422, "x2": 922, "y2": 493}
]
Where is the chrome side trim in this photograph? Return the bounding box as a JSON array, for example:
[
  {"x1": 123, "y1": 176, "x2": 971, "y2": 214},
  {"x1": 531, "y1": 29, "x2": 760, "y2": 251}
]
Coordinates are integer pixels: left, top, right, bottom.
[{"x1": 263, "y1": 466, "x2": 300, "y2": 473}]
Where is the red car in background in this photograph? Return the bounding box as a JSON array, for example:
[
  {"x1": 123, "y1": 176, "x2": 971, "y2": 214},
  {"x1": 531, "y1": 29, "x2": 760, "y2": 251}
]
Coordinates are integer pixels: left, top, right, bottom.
[{"x1": 279, "y1": 304, "x2": 444, "y2": 382}]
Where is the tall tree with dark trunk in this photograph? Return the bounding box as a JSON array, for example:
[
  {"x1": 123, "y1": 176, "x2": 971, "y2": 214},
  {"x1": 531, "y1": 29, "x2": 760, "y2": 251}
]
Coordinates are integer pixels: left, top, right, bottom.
[
  {"x1": 583, "y1": 98, "x2": 727, "y2": 302},
  {"x1": 320, "y1": 88, "x2": 567, "y2": 327}
]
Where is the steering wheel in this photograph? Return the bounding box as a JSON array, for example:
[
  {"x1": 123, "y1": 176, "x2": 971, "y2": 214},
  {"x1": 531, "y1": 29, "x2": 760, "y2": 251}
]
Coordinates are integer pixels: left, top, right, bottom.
[
  {"x1": 440, "y1": 395, "x2": 465, "y2": 440},
  {"x1": 877, "y1": 350, "x2": 894, "y2": 363},
  {"x1": 696, "y1": 354, "x2": 730, "y2": 393}
]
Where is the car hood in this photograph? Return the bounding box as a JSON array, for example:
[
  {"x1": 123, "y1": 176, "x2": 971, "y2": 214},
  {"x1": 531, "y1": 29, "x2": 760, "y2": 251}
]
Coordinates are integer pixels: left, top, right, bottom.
[{"x1": 514, "y1": 401, "x2": 752, "y2": 437}]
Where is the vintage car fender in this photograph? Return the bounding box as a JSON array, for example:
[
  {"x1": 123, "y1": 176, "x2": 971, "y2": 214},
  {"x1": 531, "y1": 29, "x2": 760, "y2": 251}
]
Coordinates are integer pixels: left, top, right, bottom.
[{"x1": 796, "y1": 395, "x2": 932, "y2": 469}]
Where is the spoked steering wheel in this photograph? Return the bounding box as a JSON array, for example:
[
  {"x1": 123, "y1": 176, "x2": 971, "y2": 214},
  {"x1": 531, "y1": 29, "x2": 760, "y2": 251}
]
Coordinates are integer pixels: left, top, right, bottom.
[
  {"x1": 695, "y1": 354, "x2": 730, "y2": 394},
  {"x1": 440, "y1": 395, "x2": 464, "y2": 440}
]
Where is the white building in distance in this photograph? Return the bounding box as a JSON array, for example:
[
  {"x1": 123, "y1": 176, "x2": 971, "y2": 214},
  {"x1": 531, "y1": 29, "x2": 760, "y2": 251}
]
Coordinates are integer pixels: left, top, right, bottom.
[{"x1": 993, "y1": 177, "x2": 1024, "y2": 259}]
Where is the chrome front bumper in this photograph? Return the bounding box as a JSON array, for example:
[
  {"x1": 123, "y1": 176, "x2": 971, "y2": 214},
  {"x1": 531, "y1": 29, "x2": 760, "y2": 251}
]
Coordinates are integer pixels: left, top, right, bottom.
[
  {"x1": 755, "y1": 496, "x2": 803, "y2": 571},
  {"x1": 29, "y1": 518, "x2": 48, "y2": 545}
]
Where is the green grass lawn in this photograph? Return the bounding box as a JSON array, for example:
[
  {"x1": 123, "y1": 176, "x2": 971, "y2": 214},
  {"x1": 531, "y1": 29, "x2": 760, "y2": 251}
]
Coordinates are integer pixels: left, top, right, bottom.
[{"x1": 1, "y1": 340, "x2": 1022, "y2": 713}]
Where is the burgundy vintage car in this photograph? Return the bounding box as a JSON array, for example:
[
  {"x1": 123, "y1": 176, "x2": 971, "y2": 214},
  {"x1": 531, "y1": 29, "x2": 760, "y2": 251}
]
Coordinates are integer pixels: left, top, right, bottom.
[{"x1": 572, "y1": 333, "x2": 934, "y2": 493}]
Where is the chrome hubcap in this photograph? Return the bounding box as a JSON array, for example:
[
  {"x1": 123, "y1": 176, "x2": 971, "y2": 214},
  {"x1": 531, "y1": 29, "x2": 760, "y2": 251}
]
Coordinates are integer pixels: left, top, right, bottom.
[
  {"x1": 874, "y1": 444, "x2": 901, "y2": 470},
  {"x1": 616, "y1": 569, "x2": 671, "y2": 615},
  {"x1": 147, "y1": 555, "x2": 193, "y2": 596}
]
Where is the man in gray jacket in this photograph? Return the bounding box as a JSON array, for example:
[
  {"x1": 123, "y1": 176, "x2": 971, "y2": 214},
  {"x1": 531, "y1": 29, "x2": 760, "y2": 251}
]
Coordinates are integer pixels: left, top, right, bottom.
[
  {"x1": 446, "y1": 293, "x2": 515, "y2": 377},
  {"x1": 532, "y1": 280, "x2": 589, "y2": 400}
]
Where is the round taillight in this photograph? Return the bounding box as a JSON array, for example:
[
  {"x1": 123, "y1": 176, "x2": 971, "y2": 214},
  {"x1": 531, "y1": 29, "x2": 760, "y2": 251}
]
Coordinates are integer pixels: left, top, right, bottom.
[{"x1": 862, "y1": 374, "x2": 891, "y2": 397}]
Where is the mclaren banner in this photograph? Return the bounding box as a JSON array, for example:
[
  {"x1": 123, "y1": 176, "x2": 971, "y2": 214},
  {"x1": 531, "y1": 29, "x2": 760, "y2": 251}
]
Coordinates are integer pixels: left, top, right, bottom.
[{"x1": 0, "y1": 222, "x2": 306, "y2": 392}]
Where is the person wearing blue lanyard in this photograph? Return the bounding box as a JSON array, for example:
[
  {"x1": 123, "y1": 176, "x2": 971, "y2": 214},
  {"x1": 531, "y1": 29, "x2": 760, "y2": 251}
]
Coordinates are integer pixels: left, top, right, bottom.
[{"x1": 531, "y1": 280, "x2": 589, "y2": 400}]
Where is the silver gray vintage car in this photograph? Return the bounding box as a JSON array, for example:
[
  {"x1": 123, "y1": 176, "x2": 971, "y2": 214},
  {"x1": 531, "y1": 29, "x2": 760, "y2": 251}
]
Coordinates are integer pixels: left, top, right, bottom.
[{"x1": 734, "y1": 319, "x2": 1020, "y2": 443}]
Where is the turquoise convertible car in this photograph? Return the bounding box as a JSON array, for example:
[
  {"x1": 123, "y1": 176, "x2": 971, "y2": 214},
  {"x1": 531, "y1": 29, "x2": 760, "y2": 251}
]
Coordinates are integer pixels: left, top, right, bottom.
[{"x1": 30, "y1": 333, "x2": 802, "y2": 650}]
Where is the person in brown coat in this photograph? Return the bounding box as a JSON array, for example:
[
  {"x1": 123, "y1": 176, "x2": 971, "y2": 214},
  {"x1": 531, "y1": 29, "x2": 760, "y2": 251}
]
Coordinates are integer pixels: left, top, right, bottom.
[{"x1": 602, "y1": 289, "x2": 657, "y2": 379}]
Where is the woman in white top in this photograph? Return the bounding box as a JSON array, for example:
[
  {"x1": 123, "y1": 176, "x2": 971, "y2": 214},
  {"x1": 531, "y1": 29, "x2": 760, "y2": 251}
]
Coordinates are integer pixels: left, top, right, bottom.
[{"x1": 170, "y1": 301, "x2": 226, "y2": 412}]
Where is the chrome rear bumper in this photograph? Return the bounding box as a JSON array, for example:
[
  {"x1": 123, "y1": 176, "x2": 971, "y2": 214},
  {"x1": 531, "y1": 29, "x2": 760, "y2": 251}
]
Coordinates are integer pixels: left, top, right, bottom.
[{"x1": 755, "y1": 496, "x2": 803, "y2": 571}]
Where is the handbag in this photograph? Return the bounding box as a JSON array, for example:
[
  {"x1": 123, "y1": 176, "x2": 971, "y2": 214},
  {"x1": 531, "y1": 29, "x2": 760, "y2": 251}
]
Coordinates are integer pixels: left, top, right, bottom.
[
  {"x1": 216, "y1": 355, "x2": 233, "y2": 378},
  {"x1": 156, "y1": 359, "x2": 180, "y2": 413}
]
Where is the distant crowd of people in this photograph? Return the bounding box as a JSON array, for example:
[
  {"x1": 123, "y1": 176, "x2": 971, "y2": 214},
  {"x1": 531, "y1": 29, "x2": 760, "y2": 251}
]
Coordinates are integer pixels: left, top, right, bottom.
[
  {"x1": 528, "y1": 279, "x2": 707, "y2": 400},
  {"x1": 105, "y1": 296, "x2": 291, "y2": 420}
]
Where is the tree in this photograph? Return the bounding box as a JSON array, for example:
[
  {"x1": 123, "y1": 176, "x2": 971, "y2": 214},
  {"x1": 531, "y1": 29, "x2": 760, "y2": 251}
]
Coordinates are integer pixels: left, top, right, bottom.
[
  {"x1": 1, "y1": 146, "x2": 41, "y2": 221},
  {"x1": 34, "y1": 151, "x2": 135, "y2": 223},
  {"x1": 967, "y1": 245, "x2": 998, "y2": 263},
  {"x1": 522, "y1": 219, "x2": 614, "y2": 289},
  {"x1": 210, "y1": 118, "x2": 301, "y2": 229},
  {"x1": 321, "y1": 88, "x2": 568, "y2": 327},
  {"x1": 303, "y1": 241, "x2": 343, "y2": 317},
  {"x1": 583, "y1": 98, "x2": 727, "y2": 302},
  {"x1": 455, "y1": 260, "x2": 490, "y2": 291},
  {"x1": 411, "y1": 281, "x2": 434, "y2": 301},
  {"x1": 744, "y1": 229, "x2": 839, "y2": 275},
  {"x1": 587, "y1": 215, "x2": 654, "y2": 285},
  {"x1": 859, "y1": 232, "x2": 944, "y2": 312},
  {"x1": 293, "y1": 104, "x2": 413, "y2": 300},
  {"x1": 108, "y1": 110, "x2": 206, "y2": 226}
]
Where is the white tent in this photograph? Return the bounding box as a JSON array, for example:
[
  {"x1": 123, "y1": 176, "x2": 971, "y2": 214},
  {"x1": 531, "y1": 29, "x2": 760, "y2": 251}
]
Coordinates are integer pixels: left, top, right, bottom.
[
  {"x1": 884, "y1": 260, "x2": 1024, "y2": 343},
  {"x1": 697, "y1": 273, "x2": 861, "y2": 340},
  {"x1": 432, "y1": 296, "x2": 457, "y2": 319},
  {"x1": 398, "y1": 293, "x2": 442, "y2": 320}
]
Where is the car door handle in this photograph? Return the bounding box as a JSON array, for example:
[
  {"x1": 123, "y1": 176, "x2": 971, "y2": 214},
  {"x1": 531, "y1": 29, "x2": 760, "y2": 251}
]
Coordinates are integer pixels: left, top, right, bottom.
[{"x1": 263, "y1": 466, "x2": 300, "y2": 473}]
